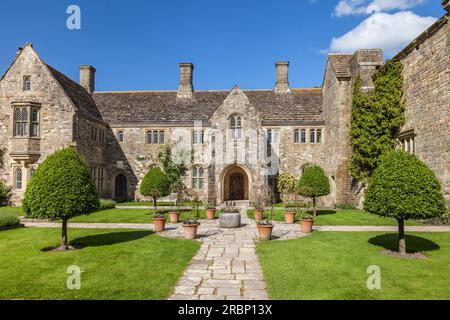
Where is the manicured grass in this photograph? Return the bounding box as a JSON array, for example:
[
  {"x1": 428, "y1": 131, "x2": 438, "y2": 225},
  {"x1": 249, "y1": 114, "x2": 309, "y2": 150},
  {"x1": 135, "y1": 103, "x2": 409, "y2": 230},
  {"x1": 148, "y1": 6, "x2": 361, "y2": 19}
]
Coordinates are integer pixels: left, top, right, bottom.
[
  {"x1": 0, "y1": 227, "x2": 200, "y2": 299},
  {"x1": 69, "y1": 208, "x2": 215, "y2": 223},
  {"x1": 118, "y1": 201, "x2": 199, "y2": 207},
  {"x1": 257, "y1": 232, "x2": 450, "y2": 300},
  {"x1": 247, "y1": 209, "x2": 422, "y2": 226}
]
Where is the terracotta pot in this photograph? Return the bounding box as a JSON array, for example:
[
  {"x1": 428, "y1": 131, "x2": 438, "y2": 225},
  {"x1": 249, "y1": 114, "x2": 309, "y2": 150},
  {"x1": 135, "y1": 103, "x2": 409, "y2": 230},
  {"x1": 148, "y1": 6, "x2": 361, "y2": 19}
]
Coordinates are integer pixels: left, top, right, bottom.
[
  {"x1": 284, "y1": 211, "x2": 296, "y2": 224},
  {"x1": 153, "y1": 217, "x2": 166, "y2": 232},
  {"x1": 257, "y1": 224, "x2": 273, "y2": 241},
  {"x1": 169, "y1": 212, "x2": 181, "y2": 223},
  {"x1": 300, "y1": 218, "x2": 314, "y2": 234},
  {"x1": 254, "y1": 209, "x2": 264, "y2": 221},
  {"x1": 206, "y1": 209, "x2": 216, "y2": 220},
  {"x1": 183, "y1": 223, "x2": 199, "y2": 240}
]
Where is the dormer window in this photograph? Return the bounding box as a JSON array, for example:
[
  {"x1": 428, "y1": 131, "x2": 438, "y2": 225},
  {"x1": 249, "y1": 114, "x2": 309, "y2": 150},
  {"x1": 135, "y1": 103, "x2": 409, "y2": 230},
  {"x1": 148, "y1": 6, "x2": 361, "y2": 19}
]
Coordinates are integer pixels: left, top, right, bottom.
[{"x1": 23, "y1": 76, "x2": 31, "y2": 91}]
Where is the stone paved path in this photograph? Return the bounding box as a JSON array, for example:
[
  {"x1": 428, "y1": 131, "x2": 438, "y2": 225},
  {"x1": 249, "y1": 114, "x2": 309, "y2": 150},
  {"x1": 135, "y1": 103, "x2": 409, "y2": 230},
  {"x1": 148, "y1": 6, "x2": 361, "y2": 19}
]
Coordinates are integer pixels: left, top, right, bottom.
[{"x1": 168, "y1": 204, "x2": 271, "y2": 300}]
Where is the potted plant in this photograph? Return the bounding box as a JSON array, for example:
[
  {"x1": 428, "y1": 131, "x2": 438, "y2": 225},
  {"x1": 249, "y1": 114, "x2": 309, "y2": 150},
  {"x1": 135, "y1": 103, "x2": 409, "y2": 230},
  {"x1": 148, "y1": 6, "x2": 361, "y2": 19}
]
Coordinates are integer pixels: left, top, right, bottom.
[
  {"x1": 278, "y1": 173, "x2": 297, "y2": 224},
  {"x1": 219, "y1": 201, "x2": 241, "y2": 228},
  {"x1": 183, "y1": 192, "x2": 201, "y2": 239},
  {"x1": 299, "y1": 210, "x2": 314, "y2": 234},
  {"x1": 257, "y1": 193, "x2": 274, "y2": 241},
  {"x1": 140, "y1": 167, "x2": 171, "y2": 232},
  {"x1": 253, "y1": 197, "x2": 265, "y2": 221},
  {"x1": 169, "y1": 180, "x2": 187, "y2": 223},
  {"x1": 205, "y1": 201, "x2": 217, "y2": 220}
]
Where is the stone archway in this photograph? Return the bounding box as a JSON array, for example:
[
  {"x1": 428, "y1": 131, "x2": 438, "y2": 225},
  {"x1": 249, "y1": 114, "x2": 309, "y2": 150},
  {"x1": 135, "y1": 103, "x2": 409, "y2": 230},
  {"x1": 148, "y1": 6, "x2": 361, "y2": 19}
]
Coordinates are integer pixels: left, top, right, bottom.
[{"x1": 222, "y1": 165, "x2": 250, "y2": 201}]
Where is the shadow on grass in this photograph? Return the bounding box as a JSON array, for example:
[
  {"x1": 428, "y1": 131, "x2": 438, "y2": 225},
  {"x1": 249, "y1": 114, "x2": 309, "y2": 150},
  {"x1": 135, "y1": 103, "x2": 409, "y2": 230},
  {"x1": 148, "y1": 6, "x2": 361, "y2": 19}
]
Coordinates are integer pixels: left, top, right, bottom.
[
  {"x1": 71, "y1": 230, "x2": 153, "y2": 247},
  {"x1": 305, "y1": 210, "x2": 337, "y2": 216},
  {"x1": 368, "y1": 234, "x2": 440, "y2": 253}
]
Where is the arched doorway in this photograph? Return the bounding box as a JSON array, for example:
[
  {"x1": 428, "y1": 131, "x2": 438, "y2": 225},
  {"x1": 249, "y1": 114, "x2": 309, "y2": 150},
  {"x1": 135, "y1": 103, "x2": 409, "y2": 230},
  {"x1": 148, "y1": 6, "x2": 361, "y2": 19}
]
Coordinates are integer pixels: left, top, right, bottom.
[
  {"x1": 222, "y1": 165, "x2": 250, "y2": 201},
  {"x1": 114, "y1": 174, "x2": 127, "y2": 201}
]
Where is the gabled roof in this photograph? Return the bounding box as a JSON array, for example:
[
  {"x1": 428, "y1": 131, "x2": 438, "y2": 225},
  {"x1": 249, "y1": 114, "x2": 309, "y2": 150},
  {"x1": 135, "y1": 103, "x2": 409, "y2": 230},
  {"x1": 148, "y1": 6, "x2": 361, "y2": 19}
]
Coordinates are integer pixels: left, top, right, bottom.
[
  {"x1": 327, "y1": 54, "x2": 353, "y2": 79},
  {"x1": 46, "y1": 65, "x2": 103, "y2": 121},
  {"x1": 93, "y1": 88, "x2": 323, "y2": 125}
]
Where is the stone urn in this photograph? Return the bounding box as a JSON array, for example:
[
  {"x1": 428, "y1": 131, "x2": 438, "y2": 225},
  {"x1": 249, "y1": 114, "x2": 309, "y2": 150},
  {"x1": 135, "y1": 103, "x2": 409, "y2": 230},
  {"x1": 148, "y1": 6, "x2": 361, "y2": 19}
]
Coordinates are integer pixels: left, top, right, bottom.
[{"x1": 219, "y1": 212, "x2": 241, "y2": 228}]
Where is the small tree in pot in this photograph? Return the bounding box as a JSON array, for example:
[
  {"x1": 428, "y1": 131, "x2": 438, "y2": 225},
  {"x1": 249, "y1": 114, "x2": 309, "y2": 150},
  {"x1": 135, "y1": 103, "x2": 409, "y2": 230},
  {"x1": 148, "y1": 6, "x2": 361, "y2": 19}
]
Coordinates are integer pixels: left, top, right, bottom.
[
  {"x1": 257, "y1": 192, "x2": 274, "y2": 241},
  {"x1": 277, "y1": 173, "x2": 297, "y2": 224},
  {"x1": 183, "y1": 190, "x2": 201, "y2": 239},
  {"x1": 253, "y1": 196, "x2": 266, "y2": 221},
  {"x1": 23, "y1": 147, "x2": 99, "y2": 251},
  {"x1": 297, "y1": 165, "x2": 330, "y2": 217},
  {"x1": 364, "y1": 150, "x2": 447, "y2": 255},
  {"x1": 140, "y1": 167, "x2": 171, "y2": 232}
]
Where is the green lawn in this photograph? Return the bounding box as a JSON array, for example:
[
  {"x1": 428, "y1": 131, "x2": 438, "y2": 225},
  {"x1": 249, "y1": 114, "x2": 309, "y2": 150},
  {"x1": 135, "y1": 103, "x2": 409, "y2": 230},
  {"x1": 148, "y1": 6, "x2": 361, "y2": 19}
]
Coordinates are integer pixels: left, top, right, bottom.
[
  {"x1": 247, "y1": 209, "x2": 422, "y2": 226},
  {"x1": 69, "y1": 208, "x2": 214, "y2": 223},
  {"x1": 0, "y1": 227, "x2": 200, "y2": 299},
  {"x1": 257, "y1": 232, "x2": 450, "y2": 300},
  {"x1": 0, "y1": 206, "x2": 23, "y2": 217},
  {"x1": 118, "y1": 201, "x2": 199, "y2": 207}
]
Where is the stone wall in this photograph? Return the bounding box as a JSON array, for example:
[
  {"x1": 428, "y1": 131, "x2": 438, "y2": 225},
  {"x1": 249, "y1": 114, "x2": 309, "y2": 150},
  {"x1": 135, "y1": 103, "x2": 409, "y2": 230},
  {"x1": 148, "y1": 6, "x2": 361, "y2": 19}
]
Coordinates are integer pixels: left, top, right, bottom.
[{"x1": 396, "y1": 14, "x2": 450, "y2": 208}]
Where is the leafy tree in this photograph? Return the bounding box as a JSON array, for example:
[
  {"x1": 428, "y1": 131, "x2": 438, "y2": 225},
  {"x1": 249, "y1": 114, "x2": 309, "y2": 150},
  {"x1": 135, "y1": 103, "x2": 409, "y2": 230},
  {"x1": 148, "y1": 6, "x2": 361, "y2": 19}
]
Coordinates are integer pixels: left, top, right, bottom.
[
  {"x1": 297, "y1": 165, "x2": 330, "y2": 216},
  {"x1": 140, "y1": 167, "x2": 171, "y2": 212},
  {"x1": 0, "y1": 180, "x2": 12, "y2": 205},
  {"x1": 350, "y1": 60, "x2": 405, "y2": 182},
  {"x1": 23, "y1": 147, "x2": 99, "y2": 250},
  {"x1": 364, "y1": 150, "x2": 447, "y2": 255},
  {"x1": 277, "y1": 173, "x2": 297, "y2": 205}
]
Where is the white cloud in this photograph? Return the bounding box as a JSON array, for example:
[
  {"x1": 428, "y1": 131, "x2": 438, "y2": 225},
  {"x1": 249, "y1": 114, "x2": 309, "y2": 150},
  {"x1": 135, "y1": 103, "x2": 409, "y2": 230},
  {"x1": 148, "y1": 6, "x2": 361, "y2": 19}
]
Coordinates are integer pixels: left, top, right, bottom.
[
  {"x1": 334, "y1": 0, "x2": 426, "y2": 17},
  {"x1": 329, "y1": 11, "x2": 437, "y2": 55}
]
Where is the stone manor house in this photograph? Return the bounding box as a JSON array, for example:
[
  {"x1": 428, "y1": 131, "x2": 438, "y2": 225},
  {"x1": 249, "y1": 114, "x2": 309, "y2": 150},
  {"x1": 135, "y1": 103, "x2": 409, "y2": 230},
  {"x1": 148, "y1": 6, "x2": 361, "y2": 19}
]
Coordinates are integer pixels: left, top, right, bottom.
[{"x1": 1, "y1": 2, "x2": 449, "y2": 208}]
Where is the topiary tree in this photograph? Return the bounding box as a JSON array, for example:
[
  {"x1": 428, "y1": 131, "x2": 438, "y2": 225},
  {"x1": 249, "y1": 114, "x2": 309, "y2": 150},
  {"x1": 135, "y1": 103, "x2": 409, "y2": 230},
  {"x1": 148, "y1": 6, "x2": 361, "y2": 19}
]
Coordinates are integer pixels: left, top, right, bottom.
[
  {"x1": 277, "y1": 173, "x2": 297, "y2": 205},
  {"x1": 140, "y1": 167, "x2": 171, "y2": 213},
  {"x1": 297, "y1": 165, "x2": 330, "y2": 216},
  {"x1": 364, "y1": 150, "x2": 447, "y2": 255},
  {"x1": 0, "y1": 180, "x2": 12, "y2": 206},
  {"x1": 23, "y1": 147, "x2": 99, "y2": 250}
]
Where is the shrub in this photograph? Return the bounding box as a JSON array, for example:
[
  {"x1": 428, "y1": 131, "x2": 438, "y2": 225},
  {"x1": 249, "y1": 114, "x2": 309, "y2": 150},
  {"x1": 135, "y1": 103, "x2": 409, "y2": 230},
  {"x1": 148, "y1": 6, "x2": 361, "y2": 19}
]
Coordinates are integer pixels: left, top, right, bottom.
[
  {"x1": 277, "y1": 173, "x2": 297, "y2": 205},
  {"x1": 297, "y1": 165, "x2": 330, "y2": 216},
  {"x1": 364, "y1": 150, "x2": 447, "y2": 254},
  {"x1": 23, "y1": 147, "x2": 100, "y2": 250},
  {"x1": 0, "y1": 213, "x2": 20, "y2": 229},
  {"x1": 0, "y1": 180, "x2": 12, "y2": 205},
  {"x1": 140, "y1": 167, "x2": 171, "y2": 211},
  {"x1": 99, "y1": 199, "x2": 116, "y2": 210}
]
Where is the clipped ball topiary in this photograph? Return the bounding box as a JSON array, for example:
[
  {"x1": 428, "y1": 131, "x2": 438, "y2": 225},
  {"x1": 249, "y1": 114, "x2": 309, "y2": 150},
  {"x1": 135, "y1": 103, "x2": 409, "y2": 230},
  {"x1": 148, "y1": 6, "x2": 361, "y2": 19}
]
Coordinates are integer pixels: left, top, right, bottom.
[
  {"x1": 364, "y1": 149, "x2": 447, "y2": 254},
  {"x1": 23, "y1": 147, "x2": 99, "y2": 250},
  {"x1": 140, "y1": 167, "x2": 171, "y2": 209},
  {"x1": 297, "y1": 165, "x2": 330, "y2": 216}
]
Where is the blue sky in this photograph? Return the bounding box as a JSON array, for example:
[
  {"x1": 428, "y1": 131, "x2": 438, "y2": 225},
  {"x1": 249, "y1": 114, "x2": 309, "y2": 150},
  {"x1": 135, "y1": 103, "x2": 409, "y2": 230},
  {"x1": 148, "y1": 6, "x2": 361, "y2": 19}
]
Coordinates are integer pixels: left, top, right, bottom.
[{"x1": 0, "y1": 0, "x2": 444, "y2": 90}]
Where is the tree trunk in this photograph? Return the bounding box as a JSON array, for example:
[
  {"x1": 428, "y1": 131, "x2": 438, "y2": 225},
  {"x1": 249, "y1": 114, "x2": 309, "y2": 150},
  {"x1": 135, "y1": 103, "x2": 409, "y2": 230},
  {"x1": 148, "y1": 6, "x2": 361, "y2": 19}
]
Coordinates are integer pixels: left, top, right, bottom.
[
  {"x1": 153, "y1": 197, "x2": 157, "y2": 215},
  {"x1": 312, "y1": 197, "x2": 317, "y2": 217},
  {"x1": 397, "y1": 218, "x2": 406, "y2": 255},
  {"x1": 61, "y1": 218, "x2": 69, "y2": 250}
]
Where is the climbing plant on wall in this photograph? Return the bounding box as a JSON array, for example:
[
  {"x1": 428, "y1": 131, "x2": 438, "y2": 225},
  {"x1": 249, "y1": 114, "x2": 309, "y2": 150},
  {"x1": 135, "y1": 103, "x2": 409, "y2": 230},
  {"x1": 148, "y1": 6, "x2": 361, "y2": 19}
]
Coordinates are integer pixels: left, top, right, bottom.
[{"x1": 349, "y1": 60, "x2": 405, "y2": 182}]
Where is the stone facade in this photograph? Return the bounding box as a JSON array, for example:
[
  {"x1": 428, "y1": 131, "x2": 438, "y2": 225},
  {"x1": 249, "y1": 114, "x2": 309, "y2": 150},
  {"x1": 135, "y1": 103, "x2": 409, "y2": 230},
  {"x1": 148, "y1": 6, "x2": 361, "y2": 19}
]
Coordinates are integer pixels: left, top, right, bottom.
[{"x1": 0, "y1": 3, "x2": 448, "y2": 207}]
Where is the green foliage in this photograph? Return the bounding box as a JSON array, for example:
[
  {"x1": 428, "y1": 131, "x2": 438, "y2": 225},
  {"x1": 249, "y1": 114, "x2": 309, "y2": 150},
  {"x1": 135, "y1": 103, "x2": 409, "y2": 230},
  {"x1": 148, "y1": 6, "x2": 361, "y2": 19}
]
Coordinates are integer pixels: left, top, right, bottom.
[
  {"x1": 277, "y1": 173, "x2": 297, "y2": 201},
  {"x1": 0, "y1": 213, "x2": 20, "y2": 228},
  {"x1": 158, "y1": 145, "x2": 187, "y2": 188},
  {"x1": 364, "y1": 149, "x2": 447, "y2": 221},
  {"x1": 23, "y1": 147, "x2": 100, "y2": 220},
  {"x1": 99, "y1": 199, "x2": 116, "y2": 210},
  {"x1": 350, "y1": 60, "x2": 405, "y2": 182},
  {"x1": 0, "y1": 180, "x2": 12, "y2": 205},
  {"x1": 297, "y1": 165, "x2": 330, "y2": 199},
  {"x1": 140, "y1": 167, "x2": 171, "y2": 200}
]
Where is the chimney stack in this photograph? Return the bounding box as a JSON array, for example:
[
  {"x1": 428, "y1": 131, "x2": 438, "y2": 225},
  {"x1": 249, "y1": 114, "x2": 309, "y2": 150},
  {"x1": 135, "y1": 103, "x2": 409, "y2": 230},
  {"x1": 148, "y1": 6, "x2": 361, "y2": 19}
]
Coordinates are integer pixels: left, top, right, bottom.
[
  {"x1": 274, "y1": 61, "x2": 290, "y2": 94},
  {"x1": 79, "y1": 65, "x2": 96, "y2": 94},
  {"x1": 443, "y1": 0, "x2": 450, "y2": 12},
  {"x1": 177, "y1": 63, "x2": 194, "y2": 99}
]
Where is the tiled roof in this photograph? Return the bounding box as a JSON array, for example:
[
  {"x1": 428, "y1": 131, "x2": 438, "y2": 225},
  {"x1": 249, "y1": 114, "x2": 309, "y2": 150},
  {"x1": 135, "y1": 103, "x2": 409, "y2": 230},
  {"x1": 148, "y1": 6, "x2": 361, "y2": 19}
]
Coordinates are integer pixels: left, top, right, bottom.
[
  {"x1": 93, "y1": 88, "x2": 323, "y2": 125},
  {"x1": 47, "y1": 65, "x2": 103, "y2": 121},
  {"x1": 328, "y1": 54, "x2": 353, "y2": 78}
]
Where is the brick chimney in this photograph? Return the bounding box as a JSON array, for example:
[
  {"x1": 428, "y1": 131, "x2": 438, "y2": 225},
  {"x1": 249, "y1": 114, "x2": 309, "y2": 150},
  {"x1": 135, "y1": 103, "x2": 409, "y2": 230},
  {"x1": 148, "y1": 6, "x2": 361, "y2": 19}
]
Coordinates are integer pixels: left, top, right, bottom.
[
  {"x1": 443, "y1": 0, "x2": 450, "y2": 12},
  {"x1": 177, "y1": 63, "x2": 194, "y2": 99},
  {"x1": 274, "y1": 61, "x2": 290, "y2": 94},
  {"x1": 79, "y1": 65, "x2": 96, "y2": 94}
]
